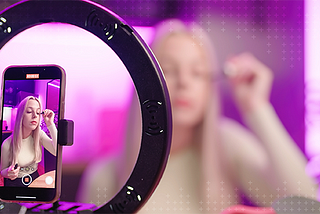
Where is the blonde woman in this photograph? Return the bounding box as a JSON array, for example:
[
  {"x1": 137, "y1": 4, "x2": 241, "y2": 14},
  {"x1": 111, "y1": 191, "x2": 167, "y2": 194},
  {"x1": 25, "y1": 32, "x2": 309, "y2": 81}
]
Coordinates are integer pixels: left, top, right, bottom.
[
  {"x1": 78, "y1": 19, "x2": 317, "y2": 213},
  {"x1": 1, "y1": 96, "x2": 57, "y2": 187}
]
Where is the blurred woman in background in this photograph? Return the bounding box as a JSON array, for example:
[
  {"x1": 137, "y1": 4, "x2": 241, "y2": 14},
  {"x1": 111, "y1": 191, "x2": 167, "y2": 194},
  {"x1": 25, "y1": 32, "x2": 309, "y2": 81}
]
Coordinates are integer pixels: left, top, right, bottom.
[{"x1": 78, "y1": 19, "x2": 317, "y2": 213}]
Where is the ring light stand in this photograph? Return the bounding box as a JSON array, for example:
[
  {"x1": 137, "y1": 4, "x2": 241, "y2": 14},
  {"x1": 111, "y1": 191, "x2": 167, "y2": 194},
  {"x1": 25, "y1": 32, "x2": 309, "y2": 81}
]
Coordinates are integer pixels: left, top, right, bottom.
[{"x1": 0, "y1": 0, "x2": 172, "y2": 213}]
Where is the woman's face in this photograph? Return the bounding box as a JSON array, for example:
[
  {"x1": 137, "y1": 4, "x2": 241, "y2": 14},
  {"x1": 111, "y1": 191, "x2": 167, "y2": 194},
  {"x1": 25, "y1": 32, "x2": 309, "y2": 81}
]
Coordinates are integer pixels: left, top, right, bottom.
[
  {"x1": 157, "y1": 33, "x2": 211, "y2": 128},
  {"x1": 22, "y1": 99, "x2": 41, "y2": 131}
]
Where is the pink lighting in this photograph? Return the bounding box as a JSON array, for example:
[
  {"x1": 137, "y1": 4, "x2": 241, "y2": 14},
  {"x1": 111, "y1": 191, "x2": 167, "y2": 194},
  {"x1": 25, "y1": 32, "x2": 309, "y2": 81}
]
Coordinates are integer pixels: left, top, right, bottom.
[
  {"x1": 305, "y1": 0, "x2": 320, "y2": 158},
  {"x1": 0, "y1": 23, "x2": 154, "y2": 164},
  {"x1": 305, "y1": 0, "x2": 320, "y2": 193},
  {"x1": 133, "y1": 26, "x2": 155, "y2": 45}
]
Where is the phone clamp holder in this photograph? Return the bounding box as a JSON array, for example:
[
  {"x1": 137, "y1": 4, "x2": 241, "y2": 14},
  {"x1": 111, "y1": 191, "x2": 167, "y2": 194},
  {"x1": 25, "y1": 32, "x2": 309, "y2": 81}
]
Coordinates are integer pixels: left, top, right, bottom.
[{"x1": 58, "y1": 119, "x2": 74, "y2": 146}]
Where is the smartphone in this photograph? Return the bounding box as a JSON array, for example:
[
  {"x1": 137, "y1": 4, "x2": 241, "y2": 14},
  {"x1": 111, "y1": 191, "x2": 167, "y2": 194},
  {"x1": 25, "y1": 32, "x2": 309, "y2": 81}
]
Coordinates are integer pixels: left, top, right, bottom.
[{"x1": 0, "y1": 65, "x2": 65, "y2": 203}]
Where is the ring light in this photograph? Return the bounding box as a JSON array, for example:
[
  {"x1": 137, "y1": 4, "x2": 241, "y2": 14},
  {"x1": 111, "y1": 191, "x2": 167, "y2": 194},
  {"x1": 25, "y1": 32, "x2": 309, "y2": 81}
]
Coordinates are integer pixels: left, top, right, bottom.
[{"x1": 0, "y1": 0, "x2": 172, "y2": 213}]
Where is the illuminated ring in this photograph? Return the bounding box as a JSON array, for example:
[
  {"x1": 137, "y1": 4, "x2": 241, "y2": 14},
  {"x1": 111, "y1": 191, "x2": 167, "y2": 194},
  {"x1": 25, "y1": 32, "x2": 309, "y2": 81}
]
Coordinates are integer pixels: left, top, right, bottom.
[
  {"x1": 21, "y1": 174, "x2": 32, "y2": 186},
  {"x1": 0, "y1": 0, "x2": 172, "y2": 213}
]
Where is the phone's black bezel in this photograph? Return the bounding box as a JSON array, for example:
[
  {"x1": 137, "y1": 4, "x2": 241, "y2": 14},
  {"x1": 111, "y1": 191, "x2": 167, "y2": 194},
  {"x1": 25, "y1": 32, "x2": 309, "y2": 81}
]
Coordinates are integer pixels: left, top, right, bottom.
[
  {"x1": 0, "y1": 0, "x2": 172, "y2": 213},
  {"x1": 0, "y1": 65, "x2": 63, "y2": 202},
  {"x1": 3, "y1": 66, "x2": 62, "y2": 80}
]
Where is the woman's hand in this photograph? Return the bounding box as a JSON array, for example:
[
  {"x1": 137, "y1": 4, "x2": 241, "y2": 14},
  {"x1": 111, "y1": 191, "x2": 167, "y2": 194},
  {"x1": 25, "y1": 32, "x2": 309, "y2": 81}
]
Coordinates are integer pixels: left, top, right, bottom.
[
  {"x1": 224, "y1": 52, "x2": 273, "y2": 114},
  {"x1": 43, "y1": 109, "x2": 55, "y2": 127},
  {"x1": 5, "y1": 165, "x2": 20, "y2": 180}
]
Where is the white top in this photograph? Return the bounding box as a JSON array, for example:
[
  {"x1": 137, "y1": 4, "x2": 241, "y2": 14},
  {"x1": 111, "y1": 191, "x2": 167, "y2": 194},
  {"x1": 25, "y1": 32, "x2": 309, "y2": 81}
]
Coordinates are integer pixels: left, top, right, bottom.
[
  {"x1": 139, "y1": 146, "x2": 201, "y2": 213},
  {"x1": 18, "y1": 134, "x2": 36, "y2": 167},
  {"x1": 78, "y1": 103, "x2": 318, "y2": 212},
  {"x1": 1, "y1": 125, "x2": 57, "y2": 176}
]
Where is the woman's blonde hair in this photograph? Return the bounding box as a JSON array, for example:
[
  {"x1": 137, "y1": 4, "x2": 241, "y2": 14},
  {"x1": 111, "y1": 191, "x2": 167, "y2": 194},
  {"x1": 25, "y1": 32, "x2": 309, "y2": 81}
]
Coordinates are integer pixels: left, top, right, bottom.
[
  {"x1": 150, "y1": 18, "x2": 221, "y2": 136},
  {"x1": 149, "y1": 19, "x2": 230, "y2": 211},
  {"x1": 151, "y1": 18, "x2": 219, "y2": 76},
  {"x1": 10, "y1": 96, "x2": 42, "y2": 166}
]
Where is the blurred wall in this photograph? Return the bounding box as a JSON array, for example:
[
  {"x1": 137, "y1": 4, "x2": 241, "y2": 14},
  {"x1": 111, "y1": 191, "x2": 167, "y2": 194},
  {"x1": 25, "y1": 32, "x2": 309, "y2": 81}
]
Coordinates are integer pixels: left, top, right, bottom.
[
  {"x1": 0, "y1": 0, "x2": 306, "y2": 155},
  {"x1": 0, "y1": 0, "x2": 306, "y2": 201},
  {"x1": 90, "y1": 0, "x2": 305, "y2": 153}
]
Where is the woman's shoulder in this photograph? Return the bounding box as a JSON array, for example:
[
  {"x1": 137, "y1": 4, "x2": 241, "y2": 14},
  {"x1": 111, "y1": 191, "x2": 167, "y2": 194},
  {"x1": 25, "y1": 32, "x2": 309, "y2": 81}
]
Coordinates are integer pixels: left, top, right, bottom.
[
  {"x1": 218, "y1": 117, "x2": 268, "y2": 168},
  {"x1": 1, "y1": 135, "x2": 12, "y2": 151},
  {"x1": 219, "y1": 117, "x2": 263, "y2": 149},
  {"x1": 38, "y1": 129, "x2": 50, "y2": 142},
  {"x1": 39, "y1": 129, "x2": 45, "y2": 137},
  {"x1": 218, "y1": 117, "x2": 244, "y2": 159},
  {"x1": 39, "y1": 129, "x2": 46, "y2": 135},
  {"x1": 39, "y1": 128, "x2": 52, "y2": 137},
  {"x1": 219, "y1": 117, "x2": 250, "y2": 142}
]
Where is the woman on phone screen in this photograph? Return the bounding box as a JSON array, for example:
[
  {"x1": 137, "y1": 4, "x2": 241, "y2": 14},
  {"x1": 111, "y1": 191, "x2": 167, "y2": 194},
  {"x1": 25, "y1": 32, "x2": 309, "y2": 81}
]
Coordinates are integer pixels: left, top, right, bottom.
[{"x1": 1, "y1": 96, "x2": 57, "y2": 187}]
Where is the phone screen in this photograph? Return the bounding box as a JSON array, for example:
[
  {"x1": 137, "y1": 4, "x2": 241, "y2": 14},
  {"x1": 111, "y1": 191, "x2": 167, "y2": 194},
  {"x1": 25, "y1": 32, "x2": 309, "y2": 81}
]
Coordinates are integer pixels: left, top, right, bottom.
[{"x1": 0, "y1": 65, "x2": 64, "y2": 202}]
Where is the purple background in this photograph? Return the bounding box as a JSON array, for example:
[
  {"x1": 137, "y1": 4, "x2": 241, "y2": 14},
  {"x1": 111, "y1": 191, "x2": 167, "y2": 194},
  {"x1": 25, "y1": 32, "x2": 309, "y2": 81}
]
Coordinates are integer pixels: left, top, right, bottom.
[
  {"x1": 93, "y1": 0, "x2": 305, "y2": 152},
  {"x1": 0, "y1": 0, "x2": 306, "y2": 203}
]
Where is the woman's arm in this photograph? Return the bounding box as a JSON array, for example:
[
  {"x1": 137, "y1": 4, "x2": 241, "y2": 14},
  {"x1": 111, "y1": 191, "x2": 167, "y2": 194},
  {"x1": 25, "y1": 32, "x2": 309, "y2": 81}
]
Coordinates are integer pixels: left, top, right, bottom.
[
  {"x1": 40, "y1": 125, "x2": 58, "y2": 156},
  {"x1": 243, "y1": 103, "x2": 317, "y2": 197},
  {"x1": 41, "y1": 109, "x2": 57, "y2": 156},
  {"x1": 226, "y1": 53, "x2": 317, "y2": 204},
  {"x1": 40, "y1": 125, "x2": 57, "y2": 156}
]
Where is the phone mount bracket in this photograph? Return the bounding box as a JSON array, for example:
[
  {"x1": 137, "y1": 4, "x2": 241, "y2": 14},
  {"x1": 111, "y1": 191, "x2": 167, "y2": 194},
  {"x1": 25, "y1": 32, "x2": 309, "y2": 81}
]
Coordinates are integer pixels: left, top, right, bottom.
[{"x1": 58, "y1": 119, "x2": 74, "y2": 146}]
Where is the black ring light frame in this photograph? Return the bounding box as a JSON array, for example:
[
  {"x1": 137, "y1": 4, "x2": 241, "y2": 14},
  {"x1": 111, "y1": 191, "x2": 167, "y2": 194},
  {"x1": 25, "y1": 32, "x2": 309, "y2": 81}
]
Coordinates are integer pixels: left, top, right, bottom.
[{"x1": 0, "y1": 0, "x2": 172, "y2": 213}]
